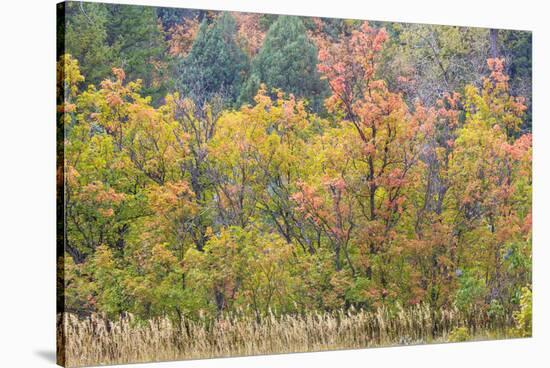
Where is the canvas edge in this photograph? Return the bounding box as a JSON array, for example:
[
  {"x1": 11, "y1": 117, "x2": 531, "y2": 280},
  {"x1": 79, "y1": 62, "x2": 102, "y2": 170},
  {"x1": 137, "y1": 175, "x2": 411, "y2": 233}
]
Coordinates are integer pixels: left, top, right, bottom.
[{"x1": 56, "y1": 2, "x2": 67, "y2": 367}]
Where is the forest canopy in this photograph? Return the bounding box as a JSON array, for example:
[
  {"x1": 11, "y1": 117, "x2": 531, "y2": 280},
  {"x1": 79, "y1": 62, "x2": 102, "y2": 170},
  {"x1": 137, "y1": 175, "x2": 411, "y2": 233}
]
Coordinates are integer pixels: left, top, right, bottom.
[{"x1": 58, "y1": 2, "x2": 532, "y2": 332}]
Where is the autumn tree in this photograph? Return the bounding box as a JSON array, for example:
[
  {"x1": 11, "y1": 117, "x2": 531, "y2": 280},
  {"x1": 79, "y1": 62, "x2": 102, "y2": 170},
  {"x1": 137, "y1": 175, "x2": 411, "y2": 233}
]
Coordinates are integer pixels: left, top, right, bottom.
[
  {"x1": 233, "y1": 12, "x2": 266, "y2": 57},
  {"x1": 380, "y1": 24, "x2": 490, "y2": 105},
  {"x1": 58, "y1": 7, "x2": 532, "y2": 327},
  {"x1": 63, "y1": 63, "x2": 198, "y2": 266},
  {"x1": 447, "y1": 58, "x2": 531, "y2": 309},
  {"x1": 166, "y1": 17, "x2": 200, "y2": 58},
  {"x1": 209, "y1": 87, "x2": 313, "y2": 234},
  {"x1": 184, "y1": 226, "x2": 298, "y2": 318},
  {"x1": 316, "y1": 22, "x2": 430, "y2": 305}
]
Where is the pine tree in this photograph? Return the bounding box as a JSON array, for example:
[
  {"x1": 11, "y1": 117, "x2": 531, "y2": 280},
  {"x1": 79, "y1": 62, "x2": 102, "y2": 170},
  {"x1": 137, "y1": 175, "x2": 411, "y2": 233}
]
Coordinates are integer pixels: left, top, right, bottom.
[
  {"x1": 176, "y1": 13, "x2": 249, "y2": 106},
  {"x1": 63, "y1": 2, "x2": 114, "y2": 87},
  {"x1": 106, "y1": 4, "x2": 169, "y2": 102},
  {"x1": 62, "y1": 3, "x2": 170, "y2": 103},
  {"x1": 240, "y1": 15, "x2": 328, "y2": 112}
]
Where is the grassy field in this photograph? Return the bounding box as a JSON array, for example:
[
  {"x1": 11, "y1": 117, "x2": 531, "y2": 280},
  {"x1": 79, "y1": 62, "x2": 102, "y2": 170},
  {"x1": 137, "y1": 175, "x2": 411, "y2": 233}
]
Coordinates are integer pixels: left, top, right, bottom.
[{"x1": 57, "y1": 304, "x2": 520, "y2": 367}]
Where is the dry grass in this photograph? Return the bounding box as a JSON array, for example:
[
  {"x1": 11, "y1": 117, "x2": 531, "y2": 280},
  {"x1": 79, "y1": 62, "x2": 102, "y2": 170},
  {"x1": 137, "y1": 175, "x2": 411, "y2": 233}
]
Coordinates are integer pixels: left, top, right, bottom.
[{"x1": 57, "y1": 305, "x2": 517, "y2": 367}]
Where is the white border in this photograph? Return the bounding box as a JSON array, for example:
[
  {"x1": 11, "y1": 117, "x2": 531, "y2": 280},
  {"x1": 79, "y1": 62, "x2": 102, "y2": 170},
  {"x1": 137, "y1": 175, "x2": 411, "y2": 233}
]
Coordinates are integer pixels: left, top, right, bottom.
[{"x1": 0, "y1": 1, "x2": 547, "y2": 367}]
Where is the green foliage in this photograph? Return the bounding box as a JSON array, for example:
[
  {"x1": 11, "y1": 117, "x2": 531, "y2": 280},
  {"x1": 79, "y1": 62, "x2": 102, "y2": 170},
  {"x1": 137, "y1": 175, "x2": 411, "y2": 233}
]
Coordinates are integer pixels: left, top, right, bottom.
[
  {"x1": 346, "y1": 277, "x2": 377, "y2": 306},
  {"x1": 184, "y1": 226, "x2": 298, "y2": 318},
  {"x1": 454, "y1": 272, "x2": 487, "y2": 313},
  {"x1": 447, "y1": 326, "x2": 470, "y2": 342},
  {"x1": 106, "y1": 4, "x2": 170, "y2": 102},
  {"x1": 64, "y1": 2, "x2": 113, "y2": 87},
  {"x1": 63, "y1": 3, "x2": 170, "y2": 103},
  {"x1": 378, "y1": 24, "x2": 490, "y2": 106},
  {"x1": 500, "y1": 30, "x2": 532, "y2": 130},
  {"x1": 157, "y1": 7, "x2": 201, "y2": 31},
  {"x1": 503, "y1": 241, "x2": 532, "y2": 295},
  {"x1": 176, "y1": 13, "x2": 249, "y2": 106},
  {"x1": 513, "y1": 286, "x2": 532, "y2": 337},
  {"x1": 487, "y1": 299, "x2": 505, "y2": 321},
  {"x1": 240, "y1": 16, "x2": 328, "y2": 111}
]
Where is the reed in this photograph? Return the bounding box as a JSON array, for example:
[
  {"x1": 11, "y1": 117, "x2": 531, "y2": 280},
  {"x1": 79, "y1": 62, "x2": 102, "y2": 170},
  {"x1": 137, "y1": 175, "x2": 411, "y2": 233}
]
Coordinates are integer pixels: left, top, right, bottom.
[{"x1": 57, "y1": 304, "x2": 518, "y2": 367}]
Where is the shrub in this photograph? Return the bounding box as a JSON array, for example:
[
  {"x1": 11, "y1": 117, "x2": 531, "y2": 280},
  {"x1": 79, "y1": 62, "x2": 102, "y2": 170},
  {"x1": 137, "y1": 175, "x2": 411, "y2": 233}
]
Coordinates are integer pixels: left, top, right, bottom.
[
  {"x1": 447, "y1": 326, "x2": 470, "y2": 342},
  {"x1": 513, "y1": 286, "x2": 532, "y2": 337}
]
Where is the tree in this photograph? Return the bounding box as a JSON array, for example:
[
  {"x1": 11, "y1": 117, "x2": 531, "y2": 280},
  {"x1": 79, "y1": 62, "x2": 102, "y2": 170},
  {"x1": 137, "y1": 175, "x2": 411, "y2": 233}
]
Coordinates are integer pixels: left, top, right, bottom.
[
  {"x1": 63, "y1": 3, "x2": 170, "y2": 103},
  {"x1": 233, "y1": 13, "x2": 266, "y2": 57},
  {"x1": 317, "y1": 22, "x2": 429, "y2": 301},
  {"x1": 239, "y1": 16, "x2": 328, "y2": 112},
  {"x1": 377, "y1": 24, "x2": 490, "y2": 106},
  {"x1": 157, "y1": 7, "x2": 202, "y2": 32},
  {"x1": 106, "y1": 4, "x2": 170, "y2": 102},
  {"x1": 209, "y1": 87, "x2": 314, "y2": 233},
  {"x1": 499, "y1": 30, "x2": 532, "y2": 131},
  {"x1": 447, "y1": 58, "x2": 531, "y2": 308},
  {"x1": 176, "y1": 13, "x2": 249, "y2": 106},
  {"x1": 63, "y1": 2, "x2": 114, "y2": 87},
  {"x1": 166, "y1": 17, "x2": 200, "y2": 58},
  {"x1": 64, "y1": 65, "x2": 195, "y2": 264},
  {"x1": 184, "y1": 226, "x2": 298, "y2": 319},
  {"x1": 58, "y1": 9, "x2": 532, "y2": 331}
]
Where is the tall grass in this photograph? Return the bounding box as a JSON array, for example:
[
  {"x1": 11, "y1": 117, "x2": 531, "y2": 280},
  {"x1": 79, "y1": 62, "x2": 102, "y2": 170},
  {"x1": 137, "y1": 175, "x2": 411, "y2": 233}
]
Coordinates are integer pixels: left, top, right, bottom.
[{"x1": 57, "y1": 305, "x2": 518, "y2": 367}]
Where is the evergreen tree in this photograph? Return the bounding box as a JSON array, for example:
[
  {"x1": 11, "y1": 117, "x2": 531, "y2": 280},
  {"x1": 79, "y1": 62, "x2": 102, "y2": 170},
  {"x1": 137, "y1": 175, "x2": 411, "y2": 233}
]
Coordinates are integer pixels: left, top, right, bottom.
[
  {"x1": 176, "y1": 13, "x2": 249, "y2": 106},
  {"x1": 63, "y1": 2, "x2": 114, "y2": 87},
  {"x1": 157, "y1": 7, "x2": 201, "y2": 32},
  {"x1": 106, "y1": 4, "x2": 169, "y2": 102},
  {"x1": 240, "y1": 15, "x2": 328, "y2": 112},
  {"x1": 500, "y1": 30, "x2": 532, "y2": 131}
]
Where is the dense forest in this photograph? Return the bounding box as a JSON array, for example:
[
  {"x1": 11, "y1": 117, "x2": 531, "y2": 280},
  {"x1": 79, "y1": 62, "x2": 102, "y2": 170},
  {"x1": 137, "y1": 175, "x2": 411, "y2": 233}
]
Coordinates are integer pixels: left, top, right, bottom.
[{"x1": 57, "y1": 2, "x2": 532, "y2": 365}]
